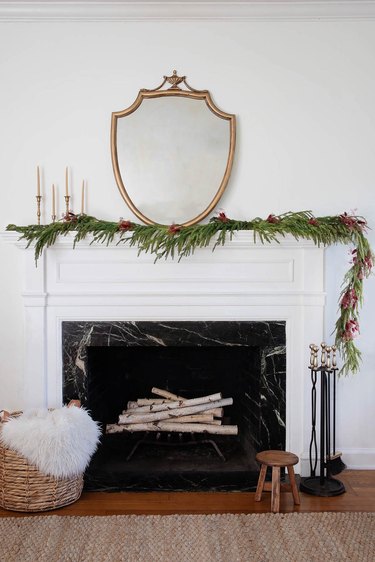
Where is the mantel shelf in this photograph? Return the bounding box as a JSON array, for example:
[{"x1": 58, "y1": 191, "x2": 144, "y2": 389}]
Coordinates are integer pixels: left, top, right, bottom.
[{"x1": 0, "y1": 230, "x2": 323, "y2": 251}]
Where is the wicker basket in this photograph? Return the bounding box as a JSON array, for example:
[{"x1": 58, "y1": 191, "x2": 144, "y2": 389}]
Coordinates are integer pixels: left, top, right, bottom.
[{"x1": 0, "y1": 416, "x2": 84, "y2": 512}]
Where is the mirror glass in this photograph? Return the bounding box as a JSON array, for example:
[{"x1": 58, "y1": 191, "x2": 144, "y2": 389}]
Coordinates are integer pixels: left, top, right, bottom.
[{"x1": 111, "y1": 73, "x2": 236, "y2": 226}]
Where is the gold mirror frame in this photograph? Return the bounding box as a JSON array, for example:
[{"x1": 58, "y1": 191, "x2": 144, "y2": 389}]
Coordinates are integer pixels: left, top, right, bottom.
[{"x1": 111, "y1": 71, "x2": 236, "y2": 226}]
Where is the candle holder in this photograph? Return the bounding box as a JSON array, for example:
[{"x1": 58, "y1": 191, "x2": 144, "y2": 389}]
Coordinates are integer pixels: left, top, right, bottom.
[
  {"x1": 36, "y1": 195, "x2": 42, "y2": 225},
  {"x1": 51, "y1": 214, "x2": 57, "y2": 224},
  {"x1": 64, "y1": 195, "x2": 70, "y2": 217}
]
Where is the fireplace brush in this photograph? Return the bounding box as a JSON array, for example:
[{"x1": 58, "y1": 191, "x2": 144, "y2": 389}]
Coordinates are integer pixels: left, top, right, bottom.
[
  {"x1": 328, "y1": 356, "x2": 346, "y2": 476},
  {"x1": 300, "y1": 343, "x2": 345, "y2": 497}
]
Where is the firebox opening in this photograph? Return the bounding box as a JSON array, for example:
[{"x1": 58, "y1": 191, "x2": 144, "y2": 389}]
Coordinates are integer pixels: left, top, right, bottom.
[
  {"x1": 85, "y1": 346, "x2": 262, "y2": 491},
  {"x1": 62, "y1": 320, "x2": 286, "y2": 492}
]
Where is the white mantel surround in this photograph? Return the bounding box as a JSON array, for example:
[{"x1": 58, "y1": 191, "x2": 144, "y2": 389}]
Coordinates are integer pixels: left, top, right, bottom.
[{"x1": 2, "y1": 230, "x2": 325, "y2": 475}]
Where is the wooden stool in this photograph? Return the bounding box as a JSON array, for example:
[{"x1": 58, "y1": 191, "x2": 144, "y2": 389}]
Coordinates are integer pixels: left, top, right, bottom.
[{"x1": 255, "y1": 450, "x2": 300, "y2": 513}]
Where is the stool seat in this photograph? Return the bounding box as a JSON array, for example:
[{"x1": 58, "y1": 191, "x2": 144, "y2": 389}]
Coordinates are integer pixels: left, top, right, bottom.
[
  {"x1": 255, "y1": 450, "x2": 300, "y2": 513},
  {"x1": 256, "y1": 450, "x2": 299, "y2": 468}
]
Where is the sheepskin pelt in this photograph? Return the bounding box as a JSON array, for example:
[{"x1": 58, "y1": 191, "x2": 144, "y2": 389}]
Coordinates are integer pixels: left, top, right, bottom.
[{"x1": 0, "y1": 407, "x2": 101, "y2": 478}]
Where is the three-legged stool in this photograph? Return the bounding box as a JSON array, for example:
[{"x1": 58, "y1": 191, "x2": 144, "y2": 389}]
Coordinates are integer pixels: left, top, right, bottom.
[{"x1": 255, "y1": 450, "x2": 300, "y2": 513}]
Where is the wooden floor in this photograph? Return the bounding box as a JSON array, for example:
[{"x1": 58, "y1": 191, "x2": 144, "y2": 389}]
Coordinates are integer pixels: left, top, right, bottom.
[{"x1": 1, "y1": 471, "x2": 374, "y2": 517}]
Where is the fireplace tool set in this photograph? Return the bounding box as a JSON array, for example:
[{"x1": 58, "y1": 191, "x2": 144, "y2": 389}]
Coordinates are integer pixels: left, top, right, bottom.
[{"x1": 300, "y1": 343, "x2": 346, "y2": 497}]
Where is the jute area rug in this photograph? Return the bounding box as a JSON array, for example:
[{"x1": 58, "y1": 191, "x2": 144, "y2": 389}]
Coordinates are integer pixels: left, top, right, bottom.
[{"x1": 0, "y1": 512, "x2": 373, "y2": 562}]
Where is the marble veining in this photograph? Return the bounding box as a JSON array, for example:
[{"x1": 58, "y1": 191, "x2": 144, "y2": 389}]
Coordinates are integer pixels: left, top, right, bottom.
[{"x1": 62, "y1": 321, "x2": 285, "y2": 491}]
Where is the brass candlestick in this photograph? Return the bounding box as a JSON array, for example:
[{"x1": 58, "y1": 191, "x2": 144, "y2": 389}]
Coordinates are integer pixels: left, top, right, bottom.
[
  {"x1": 36, "y1": 195, "x2": 42, "y2": 225},
  {"x1": 64, "y1": 195, "x2": 70, "y2": 217}
]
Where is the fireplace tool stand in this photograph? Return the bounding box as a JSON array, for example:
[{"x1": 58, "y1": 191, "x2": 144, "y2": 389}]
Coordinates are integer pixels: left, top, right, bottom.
[{"x1": 300, "y1": 343, "x2": 345, "y2": 497}]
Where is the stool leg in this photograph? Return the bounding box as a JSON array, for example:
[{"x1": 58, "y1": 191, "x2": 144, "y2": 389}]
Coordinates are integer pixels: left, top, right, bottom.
[
  {"x1": 255, "y1": 464, "x2": 267, "y2": 502},
  {"x1": 271, "y1": 466, "x2": 280, "y2": 513},
  {"x1": 287, "y1": 465, "x2": 300, "y2": 506}
]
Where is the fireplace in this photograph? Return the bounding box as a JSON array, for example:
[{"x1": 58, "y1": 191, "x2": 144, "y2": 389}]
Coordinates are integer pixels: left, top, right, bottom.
[
  {"x1": 62, "y1": 320, "x2": 286, "y2": 491},
  {"x1": 2, "y1": 230, "x2": 325, "y2": 476}
]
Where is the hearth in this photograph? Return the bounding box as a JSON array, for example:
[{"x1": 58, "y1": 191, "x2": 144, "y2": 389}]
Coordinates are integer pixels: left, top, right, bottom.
[{"x1": 62, "y1": 320, "x2": 286, "y2": 491}]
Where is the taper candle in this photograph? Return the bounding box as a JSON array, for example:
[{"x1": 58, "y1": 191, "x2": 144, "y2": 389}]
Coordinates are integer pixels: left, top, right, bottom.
[
  {"x1": 52, "y1": 184, "x2": 56, "y2": 217},
  {"x1": 65, "y1": 166, "x2": 69, "y2": 197},
  {"x1": 81, "y1": 180, "x2": 85, "y2": 215},
  {"x1": 37, "y1": 166, "x2": 40, "y2": 196}
]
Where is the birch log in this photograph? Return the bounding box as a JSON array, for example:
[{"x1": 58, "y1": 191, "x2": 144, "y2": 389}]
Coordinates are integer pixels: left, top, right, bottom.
[
  {"x1": 127, "y1": 414, "x2": 221, "y2": 425},
  {"x1": 208, "y1": 408, "x2": 223, "y2": 418},
  {"x1": 137, "y1": 398, "x2": 175, "y2": 406},
  {"x1": 126, "y1": 401, "x2": 140, "y2": 410},
  {"x1": 118, "y1": 398, "x2": 232, "y2": 425},
  {"x1": 121, "y1": 406, "x2": 223, "y2": 417},
  {"x1": 122, "y1": 393, "x2": 222, "y2": 415},
  {"x1": 151, "y1": 387, "x2": 185, "y2": 401},
  {"x1": 107, "y1": 422, "x2": 238, "y2": 435},
  {"x1": 160, "y1": 415, "x2": 221, "y2": 425},
  {"x1": 127, "y1": 398, "x2": 177, "y2": 408}
]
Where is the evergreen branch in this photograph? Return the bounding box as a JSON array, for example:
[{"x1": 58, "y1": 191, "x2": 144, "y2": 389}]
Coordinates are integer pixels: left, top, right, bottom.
[{"x1": 6, "y1": 210, "x2": 373, "y2": 377}]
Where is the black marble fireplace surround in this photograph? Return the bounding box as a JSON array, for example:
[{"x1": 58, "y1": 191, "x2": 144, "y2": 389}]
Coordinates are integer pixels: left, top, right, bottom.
[{"x1": 62, "y1": 321, "x2": 286, "y2": 492}]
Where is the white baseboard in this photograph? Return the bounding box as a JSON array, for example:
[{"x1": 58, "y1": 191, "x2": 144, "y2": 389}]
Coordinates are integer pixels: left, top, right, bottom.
[
  {"x1": 1, "y1": 2, "x2": 375, "y2": 23},
  {"x1": 338, "y1": 448, "x2": 375, "y2": 470},
  {"x1": 300, "y1": 449, "x2": 375, "y2": 475}
]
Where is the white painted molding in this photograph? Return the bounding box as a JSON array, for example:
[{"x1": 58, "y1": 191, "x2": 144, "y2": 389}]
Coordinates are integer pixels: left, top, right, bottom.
[
  {"x1": 0, "y1": 1, "x2": 375, "y2": 22},
  {"x1": 339, "y1": 448, "x2": 375, "y2": 470}
]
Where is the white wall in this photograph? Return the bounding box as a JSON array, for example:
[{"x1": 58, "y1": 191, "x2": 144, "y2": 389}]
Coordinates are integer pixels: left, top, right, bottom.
[{"x1": 0, "y1": 18, "x2": 374, "y2": 467}]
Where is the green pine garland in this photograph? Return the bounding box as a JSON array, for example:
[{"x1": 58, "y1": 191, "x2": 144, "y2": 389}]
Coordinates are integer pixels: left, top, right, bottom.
[{"x1": 6, "y1": 210, "x2": 373, "y2": 376}]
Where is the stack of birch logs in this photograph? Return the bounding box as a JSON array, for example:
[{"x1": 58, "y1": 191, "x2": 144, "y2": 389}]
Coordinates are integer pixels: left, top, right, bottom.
[{"x1": 106, "y1": 387, "x2": 238, "y2": 436}]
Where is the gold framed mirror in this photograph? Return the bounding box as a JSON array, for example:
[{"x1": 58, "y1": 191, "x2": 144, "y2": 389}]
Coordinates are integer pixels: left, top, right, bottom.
[{"x1": 111, "y1": 71, "x2": 236, "y2": 226}]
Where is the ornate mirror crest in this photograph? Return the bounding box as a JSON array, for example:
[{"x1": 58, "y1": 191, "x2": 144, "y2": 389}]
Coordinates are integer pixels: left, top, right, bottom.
[{"x1": 111, "y1": 71, "x2": 236, "y2": 226}]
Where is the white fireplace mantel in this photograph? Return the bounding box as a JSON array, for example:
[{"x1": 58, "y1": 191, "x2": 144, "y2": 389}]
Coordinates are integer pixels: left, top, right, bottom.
[{"x1": 1, "y1": 230, "x2": 326, "y2": 474}]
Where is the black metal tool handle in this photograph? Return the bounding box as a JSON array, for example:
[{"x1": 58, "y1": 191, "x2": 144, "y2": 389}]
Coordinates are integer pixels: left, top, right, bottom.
[{"x1": 308, "y1": 368, "x2": 318, "y2": 477}]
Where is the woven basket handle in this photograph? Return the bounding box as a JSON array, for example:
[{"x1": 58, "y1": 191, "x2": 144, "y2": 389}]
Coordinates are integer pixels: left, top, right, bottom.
[
  {"x1": 1, "y1": 402, "x2": 80, "y2": 424},
  {"x1": 0, "y1": 410, "x2": 10, "y2": 423},
  {"x1": 67, "y1": 400, "x2": 81, "y2": 408}
]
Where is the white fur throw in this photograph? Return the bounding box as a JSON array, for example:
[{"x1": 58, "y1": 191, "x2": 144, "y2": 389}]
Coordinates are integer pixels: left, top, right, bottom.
[{"x1": 0, "y1": 407, "x2": 101, "y2": 479}]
